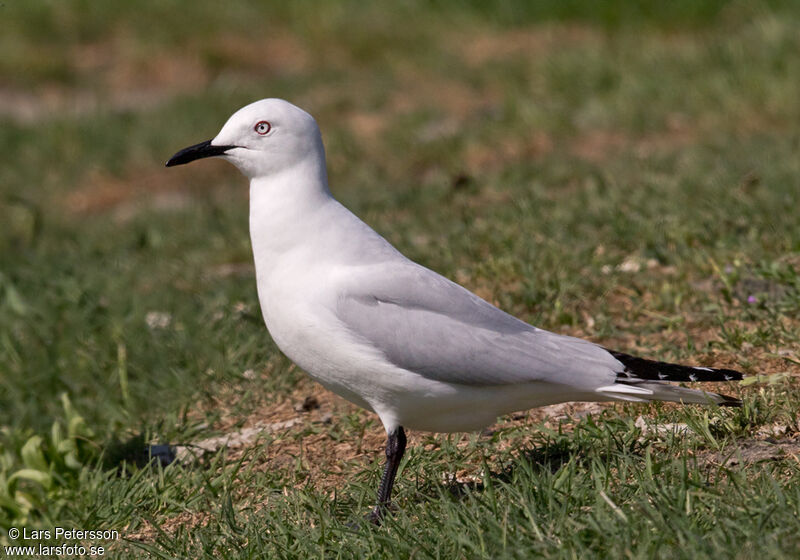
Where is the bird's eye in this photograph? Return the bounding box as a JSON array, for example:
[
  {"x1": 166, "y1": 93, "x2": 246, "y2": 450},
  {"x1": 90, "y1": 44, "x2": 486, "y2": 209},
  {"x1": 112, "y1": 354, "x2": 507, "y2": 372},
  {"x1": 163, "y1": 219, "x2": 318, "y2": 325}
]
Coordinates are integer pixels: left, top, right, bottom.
[{"x1": 254, "y1": 121, "x2": 271, "y2": 135}]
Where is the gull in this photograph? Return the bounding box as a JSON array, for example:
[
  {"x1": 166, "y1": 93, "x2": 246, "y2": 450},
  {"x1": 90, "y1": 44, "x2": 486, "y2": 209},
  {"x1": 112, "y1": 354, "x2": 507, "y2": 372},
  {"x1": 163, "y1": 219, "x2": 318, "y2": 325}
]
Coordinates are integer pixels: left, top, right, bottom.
[{"x1": 167, "y1": 99, "x2": 743, "y2": 523}]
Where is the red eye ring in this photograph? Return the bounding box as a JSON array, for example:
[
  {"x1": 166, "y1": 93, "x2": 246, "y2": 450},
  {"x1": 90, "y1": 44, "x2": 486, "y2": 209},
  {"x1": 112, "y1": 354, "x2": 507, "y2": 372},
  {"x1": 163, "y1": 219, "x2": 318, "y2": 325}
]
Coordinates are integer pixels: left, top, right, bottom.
[{"x1": 254, "y1": 121, "x2": 271, "y2": 135}]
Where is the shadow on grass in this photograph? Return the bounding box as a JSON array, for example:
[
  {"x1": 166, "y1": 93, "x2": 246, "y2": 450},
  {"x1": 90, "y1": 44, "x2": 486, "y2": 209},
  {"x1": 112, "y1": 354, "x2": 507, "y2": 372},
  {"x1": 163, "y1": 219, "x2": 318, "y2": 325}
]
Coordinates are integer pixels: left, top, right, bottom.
[
  {"x1": 443, "y1": 418, "x2": 649, "y2": 499},
  {"x1": 103, "y1": 433, "x2": 176, "y2": 471}
]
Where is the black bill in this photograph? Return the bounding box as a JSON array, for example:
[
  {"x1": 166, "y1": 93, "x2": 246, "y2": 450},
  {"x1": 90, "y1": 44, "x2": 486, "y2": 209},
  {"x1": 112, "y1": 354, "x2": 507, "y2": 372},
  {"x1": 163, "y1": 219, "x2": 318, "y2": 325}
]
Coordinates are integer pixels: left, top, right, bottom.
[{"x1": 165, "y1": 140, "x2": 237, "y2": 167}]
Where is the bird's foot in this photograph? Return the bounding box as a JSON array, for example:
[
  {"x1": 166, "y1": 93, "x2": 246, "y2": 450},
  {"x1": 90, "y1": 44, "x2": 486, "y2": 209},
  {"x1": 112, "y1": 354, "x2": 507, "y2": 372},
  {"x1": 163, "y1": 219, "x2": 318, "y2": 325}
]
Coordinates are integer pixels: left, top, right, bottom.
[
  {"x1": 365, "y1": 508, "x2": 383, "y2": 526},
  {"x1": 347, "y1": 504, "x2": 395, "y2": 530}
]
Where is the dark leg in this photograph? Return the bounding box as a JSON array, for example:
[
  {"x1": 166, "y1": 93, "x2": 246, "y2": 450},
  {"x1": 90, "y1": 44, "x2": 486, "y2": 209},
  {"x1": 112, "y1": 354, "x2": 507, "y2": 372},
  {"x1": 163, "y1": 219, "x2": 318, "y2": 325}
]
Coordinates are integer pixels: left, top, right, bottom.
[{"x1": 367, "y1": 426, "x2": 407, "y2": 525}]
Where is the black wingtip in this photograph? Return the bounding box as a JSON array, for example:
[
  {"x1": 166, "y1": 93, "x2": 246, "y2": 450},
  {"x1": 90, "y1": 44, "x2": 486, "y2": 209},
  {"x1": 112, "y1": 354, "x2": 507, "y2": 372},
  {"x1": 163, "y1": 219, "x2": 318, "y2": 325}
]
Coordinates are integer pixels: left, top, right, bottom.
[
  {"x1": 607, "y1": 349, "x2": 745, "y2": 383},
  {"x1": 718, "y1": 395, "x2": 743, "y2": 407}
]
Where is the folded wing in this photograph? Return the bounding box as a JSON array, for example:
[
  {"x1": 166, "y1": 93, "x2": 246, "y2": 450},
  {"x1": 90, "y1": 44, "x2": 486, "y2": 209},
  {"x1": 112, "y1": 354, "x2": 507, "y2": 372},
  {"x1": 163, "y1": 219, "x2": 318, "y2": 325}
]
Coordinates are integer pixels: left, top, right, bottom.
[{"x1": 336, "y1": 262, "x2": 621, "y2": 391}]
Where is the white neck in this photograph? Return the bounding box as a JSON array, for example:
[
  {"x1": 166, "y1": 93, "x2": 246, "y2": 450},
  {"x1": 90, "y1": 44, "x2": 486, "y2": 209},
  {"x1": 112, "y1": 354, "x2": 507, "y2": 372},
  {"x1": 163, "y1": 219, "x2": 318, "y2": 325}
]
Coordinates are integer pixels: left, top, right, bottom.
[
  {"x1": 248, "y1": 155, "x2": 332, "y2": 260},
  {"x1": 248, "y1": 151, "x2": 404, "y2": 296}
]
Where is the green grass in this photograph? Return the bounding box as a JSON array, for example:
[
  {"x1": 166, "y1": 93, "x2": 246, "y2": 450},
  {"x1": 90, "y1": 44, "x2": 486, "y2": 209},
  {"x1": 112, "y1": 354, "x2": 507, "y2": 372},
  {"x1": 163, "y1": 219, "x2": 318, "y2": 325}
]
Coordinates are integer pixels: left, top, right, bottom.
[{"x1": 2, "y1": 0, "x2": 800, "y2": 557}]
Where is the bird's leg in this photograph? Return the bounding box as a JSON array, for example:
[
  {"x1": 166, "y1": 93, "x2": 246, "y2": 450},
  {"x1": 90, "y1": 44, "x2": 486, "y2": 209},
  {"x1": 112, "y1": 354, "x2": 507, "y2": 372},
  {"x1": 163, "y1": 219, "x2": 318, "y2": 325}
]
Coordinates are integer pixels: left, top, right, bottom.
[{"x1": 367, "y1": 426, "x2": 406, "y2": 525}]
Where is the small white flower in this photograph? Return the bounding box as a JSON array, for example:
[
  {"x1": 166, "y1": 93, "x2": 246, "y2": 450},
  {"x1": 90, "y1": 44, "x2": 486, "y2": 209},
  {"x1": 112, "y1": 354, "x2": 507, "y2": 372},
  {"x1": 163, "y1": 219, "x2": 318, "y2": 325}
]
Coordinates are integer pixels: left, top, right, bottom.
[{"x1": 145, "y1": 311, "x2": 172, "y2": 329}]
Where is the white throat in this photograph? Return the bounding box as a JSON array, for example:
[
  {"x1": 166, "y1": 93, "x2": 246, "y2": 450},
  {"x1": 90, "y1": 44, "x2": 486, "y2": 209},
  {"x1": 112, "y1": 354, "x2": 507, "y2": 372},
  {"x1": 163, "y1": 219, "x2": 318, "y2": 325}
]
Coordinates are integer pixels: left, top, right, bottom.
[{"x1": 248, "y1": 154, "x2": 332, "y2": 260}]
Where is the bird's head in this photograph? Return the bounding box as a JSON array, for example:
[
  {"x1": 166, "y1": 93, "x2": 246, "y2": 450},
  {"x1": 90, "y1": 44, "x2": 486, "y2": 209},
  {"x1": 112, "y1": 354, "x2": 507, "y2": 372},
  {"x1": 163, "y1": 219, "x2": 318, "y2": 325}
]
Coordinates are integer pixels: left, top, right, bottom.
[{"x1": 166, "y1": 98, "x2": 324, "y2": 179}]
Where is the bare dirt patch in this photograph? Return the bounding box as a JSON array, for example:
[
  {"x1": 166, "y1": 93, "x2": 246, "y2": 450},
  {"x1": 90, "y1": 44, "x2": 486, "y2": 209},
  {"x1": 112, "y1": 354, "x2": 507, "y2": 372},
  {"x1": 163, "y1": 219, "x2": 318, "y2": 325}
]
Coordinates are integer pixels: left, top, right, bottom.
[
  {"x1": 453, "y1": 25, "x2": 602, "y2": 67},
  {"x1": 0, "y1": 31, "x2": 313, "y2": 124},
  {"x1": 0, "y1": 46, "x2": 210, "y2": 124},
  {"x1": 126, "y1": 511, "x2": 212, "y2": 547},
  {"x1": 463, "y1": 131, "x2": 554, "y2": 173},
  {"x1": 569, "y1": 114, "x2": 701, "y2": 163},
  {"x1": 697, "y1": 439, "x2": 800, "y2": 469},
  {"x1": 568, "y1": 108, "x2": 795, "y2": 164},
  {"x1": 64, "y1": 162, "x2": 240, "y2": 220},
  {"x1": 208, "y1": 31, "x2": 310, "y2": 76}
]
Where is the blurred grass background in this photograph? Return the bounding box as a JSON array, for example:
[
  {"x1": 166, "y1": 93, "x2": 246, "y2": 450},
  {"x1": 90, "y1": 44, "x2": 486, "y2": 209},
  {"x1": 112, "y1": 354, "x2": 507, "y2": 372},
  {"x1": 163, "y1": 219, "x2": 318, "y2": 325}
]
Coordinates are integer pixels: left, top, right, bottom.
[{"x1": 2, "y1": 1, "x2": 800, "y2": 557}]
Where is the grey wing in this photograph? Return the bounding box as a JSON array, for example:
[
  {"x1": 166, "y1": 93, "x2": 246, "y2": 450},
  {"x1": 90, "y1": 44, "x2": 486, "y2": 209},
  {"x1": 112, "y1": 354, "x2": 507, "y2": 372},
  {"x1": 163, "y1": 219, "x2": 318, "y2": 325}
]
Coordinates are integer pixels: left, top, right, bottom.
[{"x1": 336, "y1": 263, "x2": 622, "y2": 389}]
